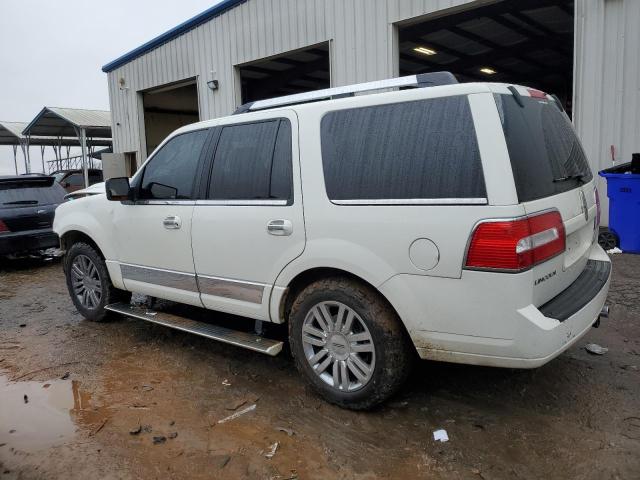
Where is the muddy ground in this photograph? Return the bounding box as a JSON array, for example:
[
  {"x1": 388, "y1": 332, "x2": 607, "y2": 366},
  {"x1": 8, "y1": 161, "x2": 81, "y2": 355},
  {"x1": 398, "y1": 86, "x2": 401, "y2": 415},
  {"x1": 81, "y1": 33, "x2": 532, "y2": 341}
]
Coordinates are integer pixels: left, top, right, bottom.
[{"x1": 0, "y1": 254, "x2": 639, "y2": 480}]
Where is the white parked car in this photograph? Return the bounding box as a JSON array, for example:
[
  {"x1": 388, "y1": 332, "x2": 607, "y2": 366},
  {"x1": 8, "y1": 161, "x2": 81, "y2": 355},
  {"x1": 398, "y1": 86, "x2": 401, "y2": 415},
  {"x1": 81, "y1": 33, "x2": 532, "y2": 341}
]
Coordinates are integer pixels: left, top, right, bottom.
[{"x1": 54, "y1": 74, "x2": 611, "y2": 409}]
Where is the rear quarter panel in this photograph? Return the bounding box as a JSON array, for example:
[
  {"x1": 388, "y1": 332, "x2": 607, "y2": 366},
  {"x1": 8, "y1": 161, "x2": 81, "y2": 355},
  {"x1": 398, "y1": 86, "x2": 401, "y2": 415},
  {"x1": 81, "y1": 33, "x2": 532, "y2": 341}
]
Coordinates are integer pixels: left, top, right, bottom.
[{"x1": 273, "y1": 87, "x2": 523, "y2": 328}]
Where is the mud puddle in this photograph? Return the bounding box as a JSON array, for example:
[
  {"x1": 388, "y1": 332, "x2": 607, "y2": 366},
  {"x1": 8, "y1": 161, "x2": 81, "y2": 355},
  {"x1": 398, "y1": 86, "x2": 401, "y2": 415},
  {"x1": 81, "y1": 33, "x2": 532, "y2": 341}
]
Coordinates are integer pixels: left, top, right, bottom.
[{"x1": 0, "y1": 374, "x2": 92, "y2": 453}]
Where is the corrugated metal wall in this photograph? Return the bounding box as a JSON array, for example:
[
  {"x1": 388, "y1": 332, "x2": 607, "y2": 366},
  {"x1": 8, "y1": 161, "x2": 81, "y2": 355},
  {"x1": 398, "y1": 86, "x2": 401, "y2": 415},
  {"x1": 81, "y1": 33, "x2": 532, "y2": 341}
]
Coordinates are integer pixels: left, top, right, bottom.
[
  {"x1": 107, "y1": 0, "x2": 640, "y2": 225},
  {"x1": 574, "y1": 0, "x2": 640, "y2": 225},
  {"x1": 107, "y1": 0, "x2": 477, "y2": 157}
]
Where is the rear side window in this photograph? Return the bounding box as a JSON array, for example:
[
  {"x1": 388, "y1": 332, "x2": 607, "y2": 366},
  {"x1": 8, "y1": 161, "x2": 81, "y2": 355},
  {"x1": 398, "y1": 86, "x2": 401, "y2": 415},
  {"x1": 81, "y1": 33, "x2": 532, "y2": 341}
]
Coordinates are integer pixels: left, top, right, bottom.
[
  {"x1": 65, "y1": 174, "x2": 84, "y2": 187},
  {"x1": 320, "y1": 96, "x2": 486, "y2": 201},
  {"x1": 140, "y1": 129, "x2": 209, "y2": 200},
  {"x1": 0, "y1": 180, "x2": 65, "y2": 207},
  {"x1": 495, "y1": 94, "x2": 593, "y2": 203},
  {"x1": 207, "y1": 119, "x2": 292, "y2": 202}
]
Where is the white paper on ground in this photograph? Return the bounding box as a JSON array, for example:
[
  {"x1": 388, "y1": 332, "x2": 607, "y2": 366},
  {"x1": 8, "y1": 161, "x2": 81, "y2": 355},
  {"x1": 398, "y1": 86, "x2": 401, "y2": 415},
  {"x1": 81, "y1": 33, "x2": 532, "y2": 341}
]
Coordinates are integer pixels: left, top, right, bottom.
[
  {"x1": 607, "y1": 247, "x2": 623, "y2": 254},
  {"x1": 585, "y1": 343, "x2": 608, "y2": 355},
  {"x1": 433, "y1": 429, "x2": 449, "y2": 442},
  {"x1": 217, "y1": 404, "x2": 256, "y2": 424}
]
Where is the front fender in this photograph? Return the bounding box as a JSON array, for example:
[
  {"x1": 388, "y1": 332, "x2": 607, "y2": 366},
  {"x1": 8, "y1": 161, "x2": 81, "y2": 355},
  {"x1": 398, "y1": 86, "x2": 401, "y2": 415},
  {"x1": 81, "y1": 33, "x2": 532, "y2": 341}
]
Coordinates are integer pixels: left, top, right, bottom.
[{"x1": 54, "y1": 197, "x2": 116, "y2": 260}]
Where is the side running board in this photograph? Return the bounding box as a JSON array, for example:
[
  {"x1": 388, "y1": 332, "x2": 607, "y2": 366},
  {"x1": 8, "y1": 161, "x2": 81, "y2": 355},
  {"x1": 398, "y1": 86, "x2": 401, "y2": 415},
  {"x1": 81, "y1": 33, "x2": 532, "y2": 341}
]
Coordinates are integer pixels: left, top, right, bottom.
[{"x1": 105, "y1": 302, "x2": 283, "y2": 356}]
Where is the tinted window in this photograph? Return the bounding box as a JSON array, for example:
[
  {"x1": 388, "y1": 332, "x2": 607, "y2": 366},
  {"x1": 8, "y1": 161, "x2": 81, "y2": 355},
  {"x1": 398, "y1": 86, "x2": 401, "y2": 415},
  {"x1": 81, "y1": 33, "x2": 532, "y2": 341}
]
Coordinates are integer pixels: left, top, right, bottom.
[
  {"x1": 0, "y1": 180, "x2": 65, "y2": 207},
  {"x1": 320, "y1": 96, "x2": 485, "y2": 201},
  {"x1": 208, "y1": 119, "x2": 292, "y2": 201},
  {"x1": 66, "y1": 174, "x2": 84, "y2": 186},
  {"x1": 140, "y1": 129, "x2": 209, "y2": 200},
  {"x1": 495, "y1": 94, "x2": 593, "y2": 202},
  {"x1": 269, "y1": 121, "x2": 293, "y2": 201}
]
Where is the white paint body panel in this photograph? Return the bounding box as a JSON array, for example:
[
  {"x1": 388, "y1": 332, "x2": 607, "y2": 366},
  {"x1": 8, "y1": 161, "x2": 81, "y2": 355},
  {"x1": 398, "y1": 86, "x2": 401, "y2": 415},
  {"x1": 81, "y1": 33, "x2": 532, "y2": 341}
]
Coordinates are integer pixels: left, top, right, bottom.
[
  {"x1": 191, "y1": 110, "x2": 305, "y2": 320},
  {"x1": 54, "y1": 81, "x2": 611, "y2": 369},
  {"x1": 112, "y1": 203, "x2": 201, "y2": 307}
]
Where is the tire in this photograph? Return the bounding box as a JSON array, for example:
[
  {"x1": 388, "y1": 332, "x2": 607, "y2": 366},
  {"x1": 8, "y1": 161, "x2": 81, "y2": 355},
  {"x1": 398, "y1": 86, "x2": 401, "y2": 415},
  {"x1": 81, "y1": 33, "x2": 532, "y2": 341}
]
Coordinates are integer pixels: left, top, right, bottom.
[
  {"x1": 64, "y1": 242, "x2": 131, "y2": 322},
  {"x1": 598, "y1": 228, "x2": 619, "y2": 251},
  {"x1": 289, "y1": 277, "x2": 413, "y2": 410}
]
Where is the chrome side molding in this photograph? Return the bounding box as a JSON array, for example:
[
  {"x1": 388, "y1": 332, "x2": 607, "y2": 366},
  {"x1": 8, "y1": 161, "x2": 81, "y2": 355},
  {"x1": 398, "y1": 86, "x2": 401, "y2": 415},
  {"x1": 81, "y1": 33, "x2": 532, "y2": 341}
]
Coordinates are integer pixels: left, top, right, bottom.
[
  {"x1": 120, "y1": 263, "x2": 198, "y2": 292},
  {"x1": 119, "y1": 263, "x2": 265, "y2": 304},
  {"x1": 198, "y1": 274, "x2": 265, "y2": 304}
]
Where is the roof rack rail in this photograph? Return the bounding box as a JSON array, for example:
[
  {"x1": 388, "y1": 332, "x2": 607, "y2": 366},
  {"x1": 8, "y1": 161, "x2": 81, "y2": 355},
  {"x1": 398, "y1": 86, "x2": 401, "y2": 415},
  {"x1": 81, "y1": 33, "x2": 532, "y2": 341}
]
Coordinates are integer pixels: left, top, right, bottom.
[{"x1": 234, "y1": 71, "x2": 457, "y2": 114}]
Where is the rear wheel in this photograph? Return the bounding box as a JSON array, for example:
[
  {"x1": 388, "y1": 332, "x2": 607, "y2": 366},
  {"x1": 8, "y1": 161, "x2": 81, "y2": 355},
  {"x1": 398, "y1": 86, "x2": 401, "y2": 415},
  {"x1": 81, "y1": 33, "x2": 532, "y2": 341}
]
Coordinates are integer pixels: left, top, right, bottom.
[
  {"x1": 64, "y1": 242, "x2": 130, "y2": 321},
  {"x1": 289, "y1": 277, "x2": 413, "y2": 410}
]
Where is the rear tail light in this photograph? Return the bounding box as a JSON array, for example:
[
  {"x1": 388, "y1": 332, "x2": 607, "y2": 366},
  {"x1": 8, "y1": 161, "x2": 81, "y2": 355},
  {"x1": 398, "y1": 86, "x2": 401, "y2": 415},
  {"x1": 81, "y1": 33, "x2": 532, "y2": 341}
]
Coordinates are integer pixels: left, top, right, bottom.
[
  {"x1": 527, "y1": 88, "x2": 548, "y2": 99},
  {"x1": 0, "y1": 219, "x2": 9, "y2": 234},
  {"x1": 465, "y1": 210, "x2": 566, "y2": 272}
]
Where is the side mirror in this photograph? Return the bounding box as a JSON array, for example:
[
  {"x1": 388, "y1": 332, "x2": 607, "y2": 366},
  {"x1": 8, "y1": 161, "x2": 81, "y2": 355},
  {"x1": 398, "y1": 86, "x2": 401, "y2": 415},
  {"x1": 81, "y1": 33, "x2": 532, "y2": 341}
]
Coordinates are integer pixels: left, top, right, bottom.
[{"x1": 105, "y1": 177, "x2": 132, "y2": 201}]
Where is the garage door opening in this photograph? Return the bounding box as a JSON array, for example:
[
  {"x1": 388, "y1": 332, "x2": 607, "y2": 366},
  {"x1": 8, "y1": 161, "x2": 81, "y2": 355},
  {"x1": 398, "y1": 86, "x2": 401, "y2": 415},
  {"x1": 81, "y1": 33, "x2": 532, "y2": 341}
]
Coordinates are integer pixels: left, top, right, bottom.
[
  {"x1": 398, "y1": 0, "x2": 574, "y2": 114},
  {"x1": 238, "y1": 42, "x2": 330, "y2": 104},
  {"x1": 142, "y1": 79, "x2": 199, "y2": 155}
]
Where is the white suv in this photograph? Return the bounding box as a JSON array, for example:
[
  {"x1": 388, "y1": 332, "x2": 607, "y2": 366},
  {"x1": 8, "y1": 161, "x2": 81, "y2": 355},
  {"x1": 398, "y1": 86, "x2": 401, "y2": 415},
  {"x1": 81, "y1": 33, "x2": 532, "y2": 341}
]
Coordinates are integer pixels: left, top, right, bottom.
[{"x1": 54, "y1": 74, "x2": 611, "y2": 409}]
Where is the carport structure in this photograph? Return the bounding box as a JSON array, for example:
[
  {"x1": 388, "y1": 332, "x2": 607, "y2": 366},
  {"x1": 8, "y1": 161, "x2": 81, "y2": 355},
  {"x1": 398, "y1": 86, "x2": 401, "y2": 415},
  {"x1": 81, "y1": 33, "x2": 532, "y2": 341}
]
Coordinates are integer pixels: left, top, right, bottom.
[
  {"x1": 0, "y1": 121, "x2": 31, "y2": 174},
  {"x1": 23, "y1": 107, "x2": 112, "y2": 186},
  {"x1": 0, "y1": 120, "x2": 111, "y2": 175}
]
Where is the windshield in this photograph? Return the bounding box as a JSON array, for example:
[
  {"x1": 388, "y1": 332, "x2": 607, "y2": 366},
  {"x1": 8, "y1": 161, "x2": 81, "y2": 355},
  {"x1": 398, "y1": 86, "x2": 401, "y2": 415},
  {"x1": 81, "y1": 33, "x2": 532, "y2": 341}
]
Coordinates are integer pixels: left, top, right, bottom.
[{"x1": 495, "y1": 93, "x2": 593, "y2": 203}]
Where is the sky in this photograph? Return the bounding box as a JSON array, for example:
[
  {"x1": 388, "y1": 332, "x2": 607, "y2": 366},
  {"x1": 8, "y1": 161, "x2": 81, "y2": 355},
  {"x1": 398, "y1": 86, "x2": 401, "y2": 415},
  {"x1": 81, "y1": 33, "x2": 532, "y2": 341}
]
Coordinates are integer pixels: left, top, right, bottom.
[{"x1": 0, "y1": 0, "x2": 221, "y2": 175}]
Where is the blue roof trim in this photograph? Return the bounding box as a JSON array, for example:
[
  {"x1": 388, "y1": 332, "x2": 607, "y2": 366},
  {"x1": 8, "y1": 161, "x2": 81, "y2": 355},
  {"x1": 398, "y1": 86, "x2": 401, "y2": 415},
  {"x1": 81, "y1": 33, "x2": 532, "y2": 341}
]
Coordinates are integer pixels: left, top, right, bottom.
[{"x1": 102, "y1": 0, "x2": 246, "y2": 73}]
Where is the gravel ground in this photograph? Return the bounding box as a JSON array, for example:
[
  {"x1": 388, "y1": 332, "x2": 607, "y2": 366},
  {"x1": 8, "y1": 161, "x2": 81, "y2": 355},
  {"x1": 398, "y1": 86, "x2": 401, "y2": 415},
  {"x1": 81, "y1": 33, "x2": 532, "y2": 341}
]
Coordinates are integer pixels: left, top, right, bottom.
[{"x1": 0, "y1": 253, "x2": 639, "y2": 479}]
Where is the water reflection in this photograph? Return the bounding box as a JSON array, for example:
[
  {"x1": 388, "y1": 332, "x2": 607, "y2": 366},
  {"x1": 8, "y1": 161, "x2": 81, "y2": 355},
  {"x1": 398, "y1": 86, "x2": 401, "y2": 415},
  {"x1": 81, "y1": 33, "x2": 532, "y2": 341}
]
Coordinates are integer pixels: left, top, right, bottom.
[{"x1": 0, "y1": 374, "x2": 92, "y2": 453}]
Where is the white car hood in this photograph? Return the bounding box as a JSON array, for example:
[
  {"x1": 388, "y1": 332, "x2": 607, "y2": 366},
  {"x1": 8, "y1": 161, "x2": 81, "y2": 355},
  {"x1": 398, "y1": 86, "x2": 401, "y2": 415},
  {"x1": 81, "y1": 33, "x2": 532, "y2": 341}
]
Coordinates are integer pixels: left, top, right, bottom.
[{"x1": 64, "y1": 181, "x2": 105, "y2": 200}]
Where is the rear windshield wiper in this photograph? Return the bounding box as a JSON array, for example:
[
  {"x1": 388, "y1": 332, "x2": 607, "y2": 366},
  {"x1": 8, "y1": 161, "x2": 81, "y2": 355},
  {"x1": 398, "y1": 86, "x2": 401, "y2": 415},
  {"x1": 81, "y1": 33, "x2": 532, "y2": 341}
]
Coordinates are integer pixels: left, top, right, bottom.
[
  {"x1": 3, "y1": 200, "x2": 38, "y2": 205},
  {"x1": 553, "y1": 174, "x2": 585, "y2": 184}
]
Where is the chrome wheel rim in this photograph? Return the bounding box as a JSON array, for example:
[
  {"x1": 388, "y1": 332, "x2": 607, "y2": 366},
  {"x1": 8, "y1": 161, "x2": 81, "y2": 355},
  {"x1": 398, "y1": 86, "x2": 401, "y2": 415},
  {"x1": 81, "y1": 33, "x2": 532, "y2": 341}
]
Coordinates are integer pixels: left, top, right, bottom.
[
  {"x1": 301, "y1": 301, "x2": 376, "y2": 392},
  {"x1": 70, "y1": 254, "x2": 102, "y2": 310}
]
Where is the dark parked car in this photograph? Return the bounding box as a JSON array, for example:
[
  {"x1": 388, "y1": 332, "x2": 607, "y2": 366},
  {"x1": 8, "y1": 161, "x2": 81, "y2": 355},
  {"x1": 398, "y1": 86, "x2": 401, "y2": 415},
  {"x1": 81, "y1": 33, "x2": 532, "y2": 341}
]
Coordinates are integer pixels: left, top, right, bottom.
[
  {"x1": 0, "y1": 175, "x2": 65, "y2": 257},
  {"x1": 52, "y1": 169, "x2": 103, "y2": 193}
]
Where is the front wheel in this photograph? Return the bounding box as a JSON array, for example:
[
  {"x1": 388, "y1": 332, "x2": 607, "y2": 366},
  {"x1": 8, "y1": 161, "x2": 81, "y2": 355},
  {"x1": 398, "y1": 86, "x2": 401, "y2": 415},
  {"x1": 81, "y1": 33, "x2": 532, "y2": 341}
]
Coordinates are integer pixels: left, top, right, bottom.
[
  {"x1": 289, "y1": 277, "x2": 413, "y2": 410},
  {"x1": 64, "y1": 242, "x2": 130, "y2": 322}
]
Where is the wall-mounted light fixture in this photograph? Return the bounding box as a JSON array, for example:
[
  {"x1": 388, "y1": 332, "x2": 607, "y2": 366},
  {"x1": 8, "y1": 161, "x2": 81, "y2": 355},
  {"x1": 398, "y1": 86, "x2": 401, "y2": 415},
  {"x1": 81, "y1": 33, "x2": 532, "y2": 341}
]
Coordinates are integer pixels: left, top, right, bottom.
[{"x1": 207, "y1": 71, "x2": 219, "y2": 91}]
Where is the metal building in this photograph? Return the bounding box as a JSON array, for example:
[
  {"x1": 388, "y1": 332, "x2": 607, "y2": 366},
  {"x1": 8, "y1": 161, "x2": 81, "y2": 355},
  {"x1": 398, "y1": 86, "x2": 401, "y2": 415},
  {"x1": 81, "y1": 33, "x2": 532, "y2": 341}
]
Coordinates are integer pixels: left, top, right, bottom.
[{"x1": 103, "y1": 0, "x2": 640, "y2": 223}]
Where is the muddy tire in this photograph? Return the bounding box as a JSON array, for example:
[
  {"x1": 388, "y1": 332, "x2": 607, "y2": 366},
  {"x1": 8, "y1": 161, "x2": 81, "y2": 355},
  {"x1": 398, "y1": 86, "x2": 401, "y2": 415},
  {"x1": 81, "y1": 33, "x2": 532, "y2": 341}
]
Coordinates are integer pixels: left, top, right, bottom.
[
  {"x1": 289, "y1": 277, "x2": 413, "y2": 410},
  {"x1": 64, "y1": 242, "x2": 130, "y2": 322}
]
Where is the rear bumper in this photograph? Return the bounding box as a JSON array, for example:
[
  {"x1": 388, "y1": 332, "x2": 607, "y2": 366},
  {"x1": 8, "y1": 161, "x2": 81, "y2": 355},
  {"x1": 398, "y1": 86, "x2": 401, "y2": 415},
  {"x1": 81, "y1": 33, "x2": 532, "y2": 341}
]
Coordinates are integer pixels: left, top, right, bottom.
[
  {"x1": 0, "y1": 229, "x2": 60, "y2": 255},
  {"x1": 539, "y1": 259, "x2": 610, "y2": 321},
  {"x1": 380, "y1": 243, "x2": 612, "y2": 368}
]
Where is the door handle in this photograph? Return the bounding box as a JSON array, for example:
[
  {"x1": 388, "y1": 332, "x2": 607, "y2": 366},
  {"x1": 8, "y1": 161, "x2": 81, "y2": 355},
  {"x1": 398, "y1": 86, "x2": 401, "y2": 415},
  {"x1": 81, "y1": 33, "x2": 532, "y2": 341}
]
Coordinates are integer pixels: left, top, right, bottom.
[
  {"x1": 163, "y1": 215, "x2": 182, "y2": 230},
  {"x1": 267, "y1": 219, "x2": 293, "y2": 236}
]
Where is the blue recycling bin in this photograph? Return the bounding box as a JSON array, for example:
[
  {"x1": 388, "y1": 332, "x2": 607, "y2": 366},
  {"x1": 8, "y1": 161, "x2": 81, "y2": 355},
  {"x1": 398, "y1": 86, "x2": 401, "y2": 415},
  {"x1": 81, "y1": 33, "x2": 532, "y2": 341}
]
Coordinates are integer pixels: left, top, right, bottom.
[{"x1": 599, "y1": 154, "x2": 640, "y2": 253}]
